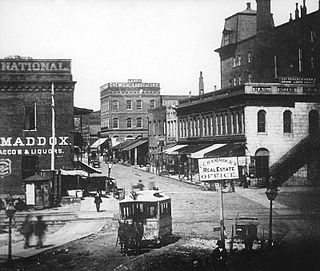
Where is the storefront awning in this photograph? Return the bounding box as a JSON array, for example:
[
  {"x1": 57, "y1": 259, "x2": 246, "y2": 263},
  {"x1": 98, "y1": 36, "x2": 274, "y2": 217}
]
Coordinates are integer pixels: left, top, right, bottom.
[
  {"x1": 178, "y1": 144, "x2": 212, "y2": 156},
  {"x1": 91, "y1": 138, "x2": 108, "y2": 149},
  {"x1": 122, "y1": 139, "x2": 148, "y2": 151},
  {"x1": 74, "y1": 161, "x2": 102, "y2": 174},
  {"x1": 205, "y1": 142, "x2": 246, "y2": 158},
  {"x1": 163, "y1": 144, "x2": 188, "y2": 155},
  {"x1": 60, "y1": 169, "x2": 88, "y2": 177},
  {"x1": 190, "y1": 144, "x2": 227, "y2": 159}
]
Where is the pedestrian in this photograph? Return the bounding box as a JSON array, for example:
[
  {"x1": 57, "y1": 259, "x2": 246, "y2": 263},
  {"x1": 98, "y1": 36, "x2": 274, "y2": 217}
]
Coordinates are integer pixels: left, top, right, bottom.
[
  {"x1": 212, "y1": 239, "x2": 228, "y2": 271},
  {"x1": 94, "y1": 192, "x2": 102, "y2": 212},
  {"x1": 34, "y1": 215, "x2": 47, "y2": 249},
  {"x1": 137, "y1": 180, "x2": 145, "y2": 191},
  {"x1": 19, "y1": 214, "x2": 33, "y2": 249},
  {"x1": 107, "y1": 161, "x2": 113, "y2": 177}
]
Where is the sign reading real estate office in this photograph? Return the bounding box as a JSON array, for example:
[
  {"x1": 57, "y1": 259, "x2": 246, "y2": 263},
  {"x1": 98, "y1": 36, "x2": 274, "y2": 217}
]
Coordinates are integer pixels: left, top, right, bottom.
[{"x1": 198, "y1": 157, "x2": 239, "y2": 182}]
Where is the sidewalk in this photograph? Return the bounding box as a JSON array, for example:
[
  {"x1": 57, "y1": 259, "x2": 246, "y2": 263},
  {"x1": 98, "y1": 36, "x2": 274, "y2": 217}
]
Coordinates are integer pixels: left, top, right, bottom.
[{"x1": 0, "y1": 195, "x2": 119, "y2": 264}]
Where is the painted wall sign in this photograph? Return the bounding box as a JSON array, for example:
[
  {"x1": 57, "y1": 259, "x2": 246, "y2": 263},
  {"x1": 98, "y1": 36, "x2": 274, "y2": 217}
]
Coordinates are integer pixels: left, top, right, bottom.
[
  {"x1": 0, "y1": 136, "x2": 69, "y2": 147},
  {"x1": 0, "y1": 158, "x2": 11, "y2": 178},
  {"x1": 198, "y1": 157, "x2": 239, "y2": 181},
  {"x1": 0, "y1": 59, "x2": 71, "y2": 73},
  {"x1": 279, "y1": 77, "x2": 316, "y2": 84},
  {"x1": 0, "y1": 136, "x2": 69, "y2": 156},
  {"x1": 252, "y1": 87, "x2": 272, "y2": 93}
]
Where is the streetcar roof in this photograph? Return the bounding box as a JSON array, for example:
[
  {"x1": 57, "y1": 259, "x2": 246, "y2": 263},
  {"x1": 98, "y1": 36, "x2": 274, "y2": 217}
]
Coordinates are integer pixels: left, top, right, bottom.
[{"x1": 119, "y1": 190, "x2": 170, "y2": 203}]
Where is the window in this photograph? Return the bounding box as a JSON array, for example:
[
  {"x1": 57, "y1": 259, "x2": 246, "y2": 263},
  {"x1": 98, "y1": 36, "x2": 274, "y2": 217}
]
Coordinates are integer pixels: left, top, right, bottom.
[
  {"x1": 224, "y1": 34, "x2": 230, "y2": 45},
  {"x1": 24, "y1": 103, "x2": 36, "y2": 130},
  {"x1": 150, "y1": 100, "x2": 156, "y2": 109},
  {"x1": 310, "y1": 30, "x2": 315, "y2": 43},
  {"x1": 238, "y1": 75, "x2": 242, "y2": 85},
  {"x1": 126, "y1": 100, "x2": 132, "y2": 110},
  {"x1": 248, "y1": 52, "x2": 251, "y2": 63},
  {"x1": 126, "y1": 118, "x2": 132, "y2": 128},
  {"x1": 137, "y1": 117, "x2": 142, "y2": 128},
  {"x1": 233, "y1": 77, "x2": 237, "y2": 86},
  {"x1": 136, "y1": 100, "x2": 142, "y2": 110},
  {"x1": 112, "y1": 100, "x2": 119, "y2": 110},
  {"x1": 283, "y1": 110, "x2": 292, "y2": 133},
  {"x1": 248, "y1": 73, "x2": 252, "y2": 83},
  {"x1": 311, "y1": 56, "x2": 315, "y2": 69},
  {"x1": 232, "y1": 58, "x2": 236, "y2": 68},
  {"x1": 112, "y1": 118, "x2": 119, "y2": 128},
  {"x1": 298, "y1": 48, "x2": 302, "y2": 73},
  {"x1": 238, "y1": 54, "x2": 241, "y2": 66},
  {"x1": 232, "y1": 113, "x2": 237, "y2": 134},
  {"x1": 257, "y1": 110, "x2": 266, "y2": 133},
  {"x1": 238, "y1": 112, "x2": 243, "y2": 134}
]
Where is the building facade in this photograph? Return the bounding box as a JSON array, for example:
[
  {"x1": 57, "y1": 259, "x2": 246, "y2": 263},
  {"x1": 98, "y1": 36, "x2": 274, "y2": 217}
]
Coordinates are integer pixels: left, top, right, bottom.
[
  {"x1": 100, "y1": 79, "x2": 161, "y2": 143},
  {"x1": 0, "y1": 57, "x2": 76, "y2": 195},
  {"x1": 174, "y1": 0, "x2": 320, "y2": 187}
]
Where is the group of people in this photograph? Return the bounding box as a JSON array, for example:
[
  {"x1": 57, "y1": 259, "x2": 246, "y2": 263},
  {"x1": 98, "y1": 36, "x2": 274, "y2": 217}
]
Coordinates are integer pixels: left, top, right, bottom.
[{"x1": 19, "y1": 214, "x2": 48, "y2": 249}]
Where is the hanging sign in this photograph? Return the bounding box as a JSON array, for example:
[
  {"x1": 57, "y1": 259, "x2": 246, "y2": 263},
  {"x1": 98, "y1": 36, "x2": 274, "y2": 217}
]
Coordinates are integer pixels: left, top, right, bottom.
[
  {"x1": 198, "y1": 157, "x2": 239, "y2": 181},
  {"x1": 0, "y1": 158, "x2": 11, "y2": 178}
]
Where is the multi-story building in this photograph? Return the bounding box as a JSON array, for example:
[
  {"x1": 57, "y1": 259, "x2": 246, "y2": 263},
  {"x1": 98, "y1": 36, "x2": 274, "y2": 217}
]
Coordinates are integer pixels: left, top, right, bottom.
[
  {"x1": 100, "y1": 79, "x2": 161, "y2": 142},
  {"x1": 173, "y1": 0, "x2": 320, "y2": 187},
  {"x1": 0, "y1": 57, "x2": 76, "y2": 195},
  {"x1": 100, "y1": 79, "x2": 160, "y2": 166}
]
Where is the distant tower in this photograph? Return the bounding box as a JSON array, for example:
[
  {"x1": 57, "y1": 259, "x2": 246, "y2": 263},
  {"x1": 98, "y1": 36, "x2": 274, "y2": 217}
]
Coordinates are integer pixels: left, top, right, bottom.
[{"x1": 199, "y1": 71, "x2": 204, "y2": 95}]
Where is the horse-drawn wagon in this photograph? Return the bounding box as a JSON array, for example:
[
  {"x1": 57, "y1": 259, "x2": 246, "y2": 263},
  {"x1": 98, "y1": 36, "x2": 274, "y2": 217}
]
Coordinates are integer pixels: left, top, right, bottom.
[{"x1": 117, "y1": 190, "x2": 172, "y2": 254}]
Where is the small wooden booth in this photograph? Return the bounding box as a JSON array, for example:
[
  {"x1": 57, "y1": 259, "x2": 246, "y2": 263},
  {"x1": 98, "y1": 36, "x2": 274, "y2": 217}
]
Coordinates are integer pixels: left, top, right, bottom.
[{"x1": 23, "y1": 173, "x2": 53, "y2": 209}]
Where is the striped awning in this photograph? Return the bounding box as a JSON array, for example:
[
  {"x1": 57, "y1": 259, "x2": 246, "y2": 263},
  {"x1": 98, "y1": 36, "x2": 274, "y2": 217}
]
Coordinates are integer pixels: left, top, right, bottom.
[{"x1": 163, "y1": 144, "x2": 188, "y2": 155}]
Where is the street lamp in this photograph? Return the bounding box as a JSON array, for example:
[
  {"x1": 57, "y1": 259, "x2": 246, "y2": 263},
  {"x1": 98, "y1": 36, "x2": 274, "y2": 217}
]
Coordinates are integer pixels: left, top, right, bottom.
[
  {"x1": 5, "y1": 203, "x2": 16, "y2": 262},
  {"x1": 265, "y1": 187, "x2": 278, "y2": 247}
]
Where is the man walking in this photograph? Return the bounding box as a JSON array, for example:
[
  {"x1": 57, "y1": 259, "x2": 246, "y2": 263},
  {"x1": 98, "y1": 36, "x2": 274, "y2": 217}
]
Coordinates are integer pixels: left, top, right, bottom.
[{"x1": 34, "y1": 215, "x2": 47, "y2": 249}]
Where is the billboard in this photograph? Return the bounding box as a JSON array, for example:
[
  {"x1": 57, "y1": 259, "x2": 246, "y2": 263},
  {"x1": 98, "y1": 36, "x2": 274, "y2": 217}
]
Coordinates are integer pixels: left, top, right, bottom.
[{"x1": 198, "y1": 157, "x2": 239, "y2": 181}]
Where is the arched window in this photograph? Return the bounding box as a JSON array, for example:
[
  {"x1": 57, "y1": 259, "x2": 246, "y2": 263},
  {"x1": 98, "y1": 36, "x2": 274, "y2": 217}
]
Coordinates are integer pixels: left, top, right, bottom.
[
  {"x1": 283, "y1": 110, "x2": 292, "y2": 133},
  {"x1": 257, "y1": 110, "x2": 266, "y2": 133}
]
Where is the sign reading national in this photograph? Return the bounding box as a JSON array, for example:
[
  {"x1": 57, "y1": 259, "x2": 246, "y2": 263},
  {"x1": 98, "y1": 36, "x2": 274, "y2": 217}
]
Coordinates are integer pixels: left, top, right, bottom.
[{"x1": 198, "y1": 157, "x2": 239, "y2": 181}]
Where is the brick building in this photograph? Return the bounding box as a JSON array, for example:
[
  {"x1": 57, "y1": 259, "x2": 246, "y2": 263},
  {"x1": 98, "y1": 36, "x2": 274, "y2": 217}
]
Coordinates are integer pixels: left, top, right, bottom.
[
  {"x1": 0, "y1": 57, "x2": 76, "y2": 195},
  {"x1": 100, "y1": 79, "x2": 161, "y2": 142},
  {"x1": 174, "y1": 0, "x2": 320, "y2": 187}
]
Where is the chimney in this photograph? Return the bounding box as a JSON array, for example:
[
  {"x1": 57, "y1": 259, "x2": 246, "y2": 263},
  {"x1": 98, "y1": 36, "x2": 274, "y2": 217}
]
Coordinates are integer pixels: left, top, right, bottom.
[
  {"x1": 199, "y1": 71, "x2": 204, "y2": 95},
  {"x1": 303, "y1": 0, "x2": 307, "y2": 16},
  {"x1": 214, "y1": 85, "x2": 217, "y2": 91},
  {"x1": 256, "y1": 0, "x2": 273, "y2": 34},
  {"x1": 246, "y1": 2, "x2": 251, "y2": 10},
  {"x1": 189, "y1": 91, "x2": 192, "y2": 98},
  {"x1": 289, "y1": 13, "x2": 293, "y2": 21},
  {"x1": 295, "y1": 3, "x2": 299, "y2": 19}
]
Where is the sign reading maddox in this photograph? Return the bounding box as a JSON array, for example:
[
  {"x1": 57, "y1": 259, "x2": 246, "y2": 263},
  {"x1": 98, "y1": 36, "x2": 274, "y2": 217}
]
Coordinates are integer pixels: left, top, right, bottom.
[
  {"x1": 0, "y1": 59, "x2": 71, "y2": 73},
  {"x1": 198, "y1": 157, "x2": 239, "y2": 181}
]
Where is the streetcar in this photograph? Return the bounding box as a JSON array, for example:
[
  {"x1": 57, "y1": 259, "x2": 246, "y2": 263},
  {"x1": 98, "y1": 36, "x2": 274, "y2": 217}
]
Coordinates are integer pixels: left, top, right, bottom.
[{"x1": 117, "y1": 190, "x2": 172, "y2": 253}]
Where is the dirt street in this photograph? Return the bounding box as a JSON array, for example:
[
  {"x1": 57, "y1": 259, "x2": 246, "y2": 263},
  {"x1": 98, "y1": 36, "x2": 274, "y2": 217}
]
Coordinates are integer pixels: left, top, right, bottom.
[{"x1": 2, "y1": 163, "x2": 320, "y2": 270}]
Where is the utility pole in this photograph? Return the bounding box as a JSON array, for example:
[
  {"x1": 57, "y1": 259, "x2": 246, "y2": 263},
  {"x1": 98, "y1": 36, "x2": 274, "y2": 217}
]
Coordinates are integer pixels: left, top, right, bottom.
[{"x1": 51, "y1": 82, "x2": 55, "y2": 170}]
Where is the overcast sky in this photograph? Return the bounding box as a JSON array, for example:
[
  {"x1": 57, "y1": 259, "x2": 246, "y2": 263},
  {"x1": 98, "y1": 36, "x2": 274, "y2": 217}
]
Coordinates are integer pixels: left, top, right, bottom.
[{"x1": 0, "y1": 0, "x2": 318, "y2": 110}]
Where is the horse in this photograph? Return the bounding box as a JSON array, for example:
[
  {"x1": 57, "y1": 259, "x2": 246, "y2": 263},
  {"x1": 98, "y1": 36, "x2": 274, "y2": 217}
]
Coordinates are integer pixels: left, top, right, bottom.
[{"x1": 116, "y1": 220, "x2": 144, "y2": 255}]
